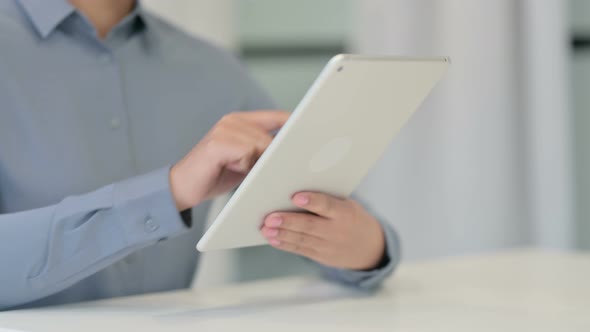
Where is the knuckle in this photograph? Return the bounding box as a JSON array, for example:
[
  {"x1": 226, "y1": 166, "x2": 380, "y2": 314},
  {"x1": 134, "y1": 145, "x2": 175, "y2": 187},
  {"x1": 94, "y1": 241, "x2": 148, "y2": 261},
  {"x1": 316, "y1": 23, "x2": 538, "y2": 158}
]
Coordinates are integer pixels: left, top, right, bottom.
[
  {"x1": 303, "y1": 218, "x2": 315, "y2": 233},
  {"x1": 283, "y1": 214, "x2": 299, "y2": 230},
  {"x1": 218, "y1": 115, "x2": 231, "y2": 126},
  {"x1": 276, "y1": 229, "x2": 286, "y2": 241},
  {"x1": 203, "y1": 135, "x2": 220, "y2": 152},
  {"x1": 298, "y1": 233, "x2": 307, "y2": 244},
  {"x1": 278, "y1": 230, "x2": 294, "y2": 243},
  {"x1": 218, "y1": 114, "x2": 239, "y2": 129},
  {"x1": 211, "y1": 123, "x2": 229, "y2": 138},
  {"x1": 306, "y1": 192, "x2": 317, "y2": 205},
  {"x1": 247, "y1": 145, "x2": 258, "y2": 156},
  {"x1": 323, "y1": 196, "x2": 333, "y2": 212},
  {"x1": 280, "y1": 218, "x2": 291, "y2": 229},
  {"x1": 222, "y1": 112, "x2": 239, "y2": 122}
]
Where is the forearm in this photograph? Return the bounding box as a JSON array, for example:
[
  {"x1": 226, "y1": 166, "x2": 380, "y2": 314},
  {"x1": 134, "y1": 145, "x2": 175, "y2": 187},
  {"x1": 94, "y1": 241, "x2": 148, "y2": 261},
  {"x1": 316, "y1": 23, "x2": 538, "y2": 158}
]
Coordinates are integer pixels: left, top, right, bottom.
[{"x1": 0, "y1": 167, "x2": 188, "y2": 310}]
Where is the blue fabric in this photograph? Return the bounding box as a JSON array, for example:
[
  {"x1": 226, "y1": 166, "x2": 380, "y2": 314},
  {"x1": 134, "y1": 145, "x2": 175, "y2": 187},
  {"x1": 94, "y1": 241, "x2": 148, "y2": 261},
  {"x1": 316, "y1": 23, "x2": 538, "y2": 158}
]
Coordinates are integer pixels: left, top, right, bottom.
[{"x1": 0, "y1": 0, "x2": 400, "y2": 310}]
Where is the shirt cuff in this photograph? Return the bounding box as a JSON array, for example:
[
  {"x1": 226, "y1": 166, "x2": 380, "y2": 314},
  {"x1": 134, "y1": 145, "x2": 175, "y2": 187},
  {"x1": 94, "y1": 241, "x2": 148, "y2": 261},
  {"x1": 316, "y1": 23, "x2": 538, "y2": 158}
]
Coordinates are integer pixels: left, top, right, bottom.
[
  {"x1": 112, "y1": 166, "x2": 190, "y2": 245},
  {"x1": 318, "y1": 220, "x2": 401, "y2": 290}
]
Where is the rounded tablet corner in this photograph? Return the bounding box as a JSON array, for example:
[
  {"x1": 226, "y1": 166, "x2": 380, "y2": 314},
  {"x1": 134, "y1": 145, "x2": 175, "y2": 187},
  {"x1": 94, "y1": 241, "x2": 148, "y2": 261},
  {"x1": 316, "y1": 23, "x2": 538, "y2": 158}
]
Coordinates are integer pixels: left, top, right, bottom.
[
  {"x1": 196, "y1": 241, "x2": 207, "y2": 252},
  {"x1": 326, "y1": 54, "x2": 348, "y2": 67}
]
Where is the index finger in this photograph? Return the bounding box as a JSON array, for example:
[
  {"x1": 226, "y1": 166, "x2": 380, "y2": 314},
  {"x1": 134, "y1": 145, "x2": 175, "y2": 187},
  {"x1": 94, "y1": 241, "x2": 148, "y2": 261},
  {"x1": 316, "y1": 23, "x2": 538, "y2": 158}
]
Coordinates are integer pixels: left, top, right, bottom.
[{"x1": 237, "y1": 110, "x2": 291, "y2": 132}]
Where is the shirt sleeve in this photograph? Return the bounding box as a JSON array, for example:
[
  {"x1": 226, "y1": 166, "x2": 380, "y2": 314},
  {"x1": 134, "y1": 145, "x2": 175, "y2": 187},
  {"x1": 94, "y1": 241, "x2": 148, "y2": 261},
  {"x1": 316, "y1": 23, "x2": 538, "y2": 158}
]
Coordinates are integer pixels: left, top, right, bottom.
[{"x1": 0, "y1": 166, "x2": 189, "y2": 310}]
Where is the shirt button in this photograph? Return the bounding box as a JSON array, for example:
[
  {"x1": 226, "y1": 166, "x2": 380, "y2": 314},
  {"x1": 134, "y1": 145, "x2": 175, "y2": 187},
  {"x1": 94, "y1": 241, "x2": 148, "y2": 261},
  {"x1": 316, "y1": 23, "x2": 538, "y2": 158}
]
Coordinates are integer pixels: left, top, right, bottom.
[
  {"x1": 98, "y1": 54, "x2": 112, "y2": 65},
  {"x1": 144, "y1": 218, "x2": 159, "y2": 233},
  {"x1": 110, "y1": 117, "x2": 121, "y2": 129}
]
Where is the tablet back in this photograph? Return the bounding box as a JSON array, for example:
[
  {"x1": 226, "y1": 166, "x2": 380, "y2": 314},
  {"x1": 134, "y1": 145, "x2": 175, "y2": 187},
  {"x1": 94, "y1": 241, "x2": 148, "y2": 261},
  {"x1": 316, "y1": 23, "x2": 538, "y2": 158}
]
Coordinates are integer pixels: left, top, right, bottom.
[{"x1": 197, "y1": 55, "x2": 449, "y2": 251}]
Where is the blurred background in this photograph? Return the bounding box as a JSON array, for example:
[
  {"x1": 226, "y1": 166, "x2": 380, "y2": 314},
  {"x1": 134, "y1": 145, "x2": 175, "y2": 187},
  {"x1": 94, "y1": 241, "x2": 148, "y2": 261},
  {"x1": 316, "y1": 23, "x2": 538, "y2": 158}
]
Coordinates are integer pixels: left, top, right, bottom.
[{"x1": 141, "y1": 0, "x2": 588, "y2": 288}]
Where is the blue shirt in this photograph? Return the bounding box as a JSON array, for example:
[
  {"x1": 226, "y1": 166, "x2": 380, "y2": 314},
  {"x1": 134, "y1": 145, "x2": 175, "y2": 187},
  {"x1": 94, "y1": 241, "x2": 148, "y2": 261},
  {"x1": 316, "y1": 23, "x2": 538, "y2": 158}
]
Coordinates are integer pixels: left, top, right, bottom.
[{"x1": 0, "y1": 0, "x2": 400, "y2": 310}]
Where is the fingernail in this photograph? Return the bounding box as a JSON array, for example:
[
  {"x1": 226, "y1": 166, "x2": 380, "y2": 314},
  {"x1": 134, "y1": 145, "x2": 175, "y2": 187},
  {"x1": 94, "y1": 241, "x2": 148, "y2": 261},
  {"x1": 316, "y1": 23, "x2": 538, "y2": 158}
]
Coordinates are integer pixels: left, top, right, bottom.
[
  {"x1": 269, "y1": 238, "x2": 281, "y2": 246},
  {"x1": 263, "y1": 228, "x2": 279, "y2": 238},
  {"x1": 268, "y1": 216, "x2": 283, "y2": 227},
  {"x1": 294, "y1": 194, "x2": 310, "y2": 206}
]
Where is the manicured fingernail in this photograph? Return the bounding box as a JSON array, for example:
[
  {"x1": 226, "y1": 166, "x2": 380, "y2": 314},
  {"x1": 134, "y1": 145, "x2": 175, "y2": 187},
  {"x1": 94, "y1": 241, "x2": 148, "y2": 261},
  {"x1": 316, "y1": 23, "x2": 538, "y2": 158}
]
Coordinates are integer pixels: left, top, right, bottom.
[
  {"x1": 269, "y1": 238, "x2": 281, "y2": 246},
  {"x1": 294, "y1": 194, "x2": 309, "y2": 206},
  {"x1": 267, "y1": 216, "x2": 283, "y2": 227},
  {"x1": 263, "y1": 228, "x2": 279, "y2": 238}
]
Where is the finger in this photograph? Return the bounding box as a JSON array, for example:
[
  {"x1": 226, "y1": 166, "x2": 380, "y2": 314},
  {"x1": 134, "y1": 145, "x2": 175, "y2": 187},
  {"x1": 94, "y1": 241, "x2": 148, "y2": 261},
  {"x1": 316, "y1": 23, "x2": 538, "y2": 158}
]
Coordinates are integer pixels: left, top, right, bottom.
[
  {"x1": 216, "y1": 138, "x2": 258, "y2": 173},
  {"x1": 211, "y1": 112, "x2": 286, "y2": 173},
  {"x1": 264, "y1": 212, "x2": 329, "y2": 239},
  {"x1": 292, "y1": 192, "x2": 348, "y2": 219},
  {"x1": 261, "y1": 227, "x2": 327, "y2": 251},
  {"x1": 268, "y1": 239, "x2": 320, "y2": 260},
  {"x1": 235, "y1": 111, "x2": 291, "y2": 132},
  {"x1": 233, "y1": 122, "x2": 274, "y2": 153},
  {"x1": 220, "y1": 119, "x2": 274, "y2": 155},
  {"x1": 218, "y1": 132, "x2": 270, "y2": 173},
  {"x1": 226, "y1": 155, "x2": 255, "y2": 174}
]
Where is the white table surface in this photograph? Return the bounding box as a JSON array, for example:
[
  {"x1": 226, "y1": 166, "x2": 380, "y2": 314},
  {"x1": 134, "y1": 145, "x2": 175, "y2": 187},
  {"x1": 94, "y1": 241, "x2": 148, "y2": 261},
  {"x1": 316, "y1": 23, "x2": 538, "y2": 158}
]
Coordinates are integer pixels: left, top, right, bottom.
[{"x1": 1, "y1": 249, "x2": 589, "y2": 332}]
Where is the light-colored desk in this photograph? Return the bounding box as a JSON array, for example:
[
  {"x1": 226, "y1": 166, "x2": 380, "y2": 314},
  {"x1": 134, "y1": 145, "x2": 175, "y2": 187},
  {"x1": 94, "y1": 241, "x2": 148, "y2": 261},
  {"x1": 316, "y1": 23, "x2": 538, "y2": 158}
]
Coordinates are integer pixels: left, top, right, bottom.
[{"x1": 1, "y1": 249, "x2": 589, "y2": 332}]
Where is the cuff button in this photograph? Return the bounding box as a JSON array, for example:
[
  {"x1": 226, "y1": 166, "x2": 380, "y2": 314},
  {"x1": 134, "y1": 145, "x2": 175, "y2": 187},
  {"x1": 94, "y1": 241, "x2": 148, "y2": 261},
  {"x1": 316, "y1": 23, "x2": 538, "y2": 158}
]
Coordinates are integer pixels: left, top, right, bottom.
[{"x1": 144, "y1": 218, "x2": 160, "y2": 233}]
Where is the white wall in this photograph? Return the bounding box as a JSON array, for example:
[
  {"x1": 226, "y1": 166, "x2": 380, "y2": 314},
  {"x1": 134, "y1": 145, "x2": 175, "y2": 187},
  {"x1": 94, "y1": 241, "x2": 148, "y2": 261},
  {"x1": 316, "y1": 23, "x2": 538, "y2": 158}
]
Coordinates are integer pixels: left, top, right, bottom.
[
  {"x1": 521, "y1": 0, "x2": 573, "y2": 249},
  {"x1": 353, "y1": 0, "x2": 574, "y2": 260},
  {"x1": 570, "y1": 0, "x2": 590, "y2": 34},
  {"x1": 573, "y1": 53, "x2": 590, "y2": 249},
  {"x1": 141, "y1": 0, "x2": 236, "y2": 49},
  {"x1": 237, "y1": 0, "x2": 351, "y2": 110},
  {"x1": 237, "y1": 0, "x2": 351, "y2": 47},
  {"x1": 570, "y1": 0, "x2": 590, "y2": 249}
]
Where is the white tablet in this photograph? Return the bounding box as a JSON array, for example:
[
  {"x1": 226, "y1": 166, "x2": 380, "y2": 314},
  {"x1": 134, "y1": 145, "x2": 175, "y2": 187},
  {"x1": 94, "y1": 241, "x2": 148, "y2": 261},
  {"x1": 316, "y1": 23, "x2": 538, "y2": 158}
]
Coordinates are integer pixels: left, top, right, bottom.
[{"x1": 197, "y1": 54, "x2": 449, "y2": 251}]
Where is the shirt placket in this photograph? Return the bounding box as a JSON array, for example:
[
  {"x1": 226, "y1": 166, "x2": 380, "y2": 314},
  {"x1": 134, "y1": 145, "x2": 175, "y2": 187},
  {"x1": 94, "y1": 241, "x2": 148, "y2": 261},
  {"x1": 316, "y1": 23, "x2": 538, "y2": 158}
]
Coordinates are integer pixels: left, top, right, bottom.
[{"x1": 80, "y1": 20, "x2": 145, "y2": 293}]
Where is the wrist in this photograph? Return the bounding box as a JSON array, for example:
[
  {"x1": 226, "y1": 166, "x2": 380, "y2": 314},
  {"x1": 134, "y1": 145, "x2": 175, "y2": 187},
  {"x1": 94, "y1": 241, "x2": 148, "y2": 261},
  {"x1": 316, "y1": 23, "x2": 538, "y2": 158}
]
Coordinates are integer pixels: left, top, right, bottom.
[{"x1": 169, "y1": 163, "x2": 195, "y2": 211}]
